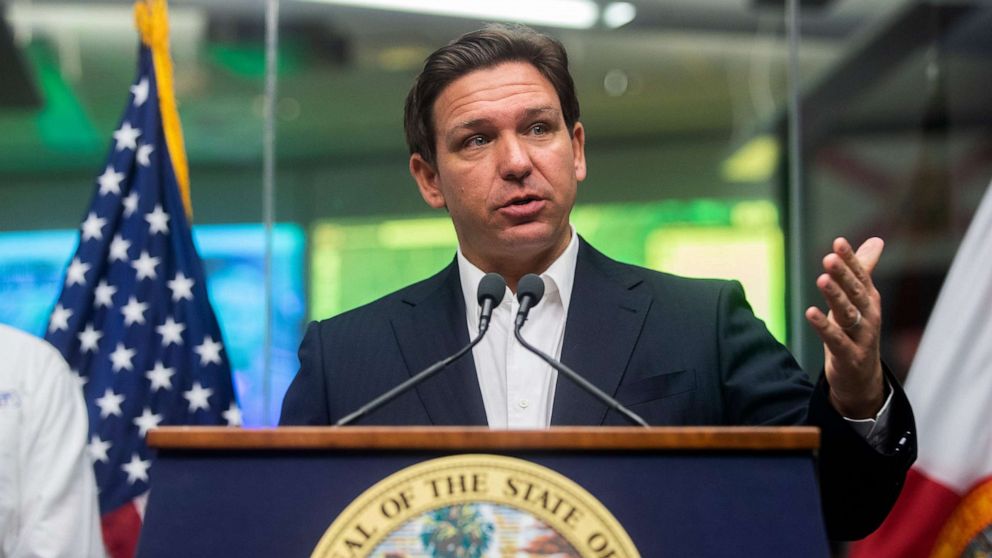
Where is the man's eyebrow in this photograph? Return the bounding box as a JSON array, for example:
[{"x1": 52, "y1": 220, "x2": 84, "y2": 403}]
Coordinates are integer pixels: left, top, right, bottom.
[
  {"x1": 446, "y1": 118, "x2": 494, "y2": 142},
  {"x1": 522, "y1": 106, "x2": 560, "y2": 120}
]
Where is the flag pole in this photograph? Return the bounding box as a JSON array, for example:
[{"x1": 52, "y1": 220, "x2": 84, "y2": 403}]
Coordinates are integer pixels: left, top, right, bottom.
[
  {"x1": 261, "y1": 0, "x2": 280, "y2": 425},
  {"x1": 134, "y1": 0, "x2": 192, "y2": 220}
]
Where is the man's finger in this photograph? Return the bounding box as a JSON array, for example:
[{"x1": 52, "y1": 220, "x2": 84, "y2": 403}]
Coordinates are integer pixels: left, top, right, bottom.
[
  {"x1": 816, "y1": 273, "x2": 865, "y2": 329},
  {"x1": 805, "y1": 306, "x2": 858, "y2": 356},
  {"x1": 823, "y1": 255, "x2": 872, "y2": 312},
  {"x1": 850, "y1": 237, "x2": 884, "y2": 278},
  {"x1": 832, "y1": 237, "x2": 867, "y2": 286}
]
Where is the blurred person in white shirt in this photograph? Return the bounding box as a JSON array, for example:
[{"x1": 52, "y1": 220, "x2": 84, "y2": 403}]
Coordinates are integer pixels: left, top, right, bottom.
[{"x1": 0, "y1": 324, "x2": 105, "y2": 558}]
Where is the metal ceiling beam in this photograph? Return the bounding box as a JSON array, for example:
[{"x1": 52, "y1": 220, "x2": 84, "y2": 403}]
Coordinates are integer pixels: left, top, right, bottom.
[{"x1": 780, "y1": 1, "x2": 977, "y2": 142}]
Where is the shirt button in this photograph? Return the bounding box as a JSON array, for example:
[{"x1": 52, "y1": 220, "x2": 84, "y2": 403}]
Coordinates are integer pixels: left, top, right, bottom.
[{"x1": 518, "y1": 400, "x2": 529, "y2": 409}]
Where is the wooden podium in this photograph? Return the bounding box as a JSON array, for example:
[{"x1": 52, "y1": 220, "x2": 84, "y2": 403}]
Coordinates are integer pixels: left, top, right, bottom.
[{"x1": 140, "y1": 427, "x2": 829, "y2": 557}]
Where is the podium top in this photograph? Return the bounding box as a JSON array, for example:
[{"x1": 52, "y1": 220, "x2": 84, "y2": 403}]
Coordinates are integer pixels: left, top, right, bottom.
[{"x1": 147, "y1": 426, "x2": 819, "y2": 451}]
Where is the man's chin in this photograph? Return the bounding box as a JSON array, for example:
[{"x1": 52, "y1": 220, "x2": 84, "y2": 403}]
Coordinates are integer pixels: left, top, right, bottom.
[
  {"x1": 497, "y1": 225, "x2": 570, "y2": 257},
  {"x1": 501, "y1": 222, "x2": 553, "y2": 242}
]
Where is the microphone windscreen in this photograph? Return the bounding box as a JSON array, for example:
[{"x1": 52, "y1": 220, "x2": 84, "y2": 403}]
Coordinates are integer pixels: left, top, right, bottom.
[
  {"x1": 477, "y1": 272, "x2": 507, "y2": 306},
  {"x1": 516, "y1": 273, "x2": 545, "y2": 305}
]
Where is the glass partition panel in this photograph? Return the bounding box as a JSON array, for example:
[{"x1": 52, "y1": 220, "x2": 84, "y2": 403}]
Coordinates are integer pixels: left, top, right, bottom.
[{"x1": 793, "y1": 0, "x2": 992, "y2": 377}]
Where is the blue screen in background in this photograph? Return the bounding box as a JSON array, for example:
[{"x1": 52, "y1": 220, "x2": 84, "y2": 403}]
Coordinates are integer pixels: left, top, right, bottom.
[{"x1": 0, "y1": 224, "x2": 305, "y2": 426}]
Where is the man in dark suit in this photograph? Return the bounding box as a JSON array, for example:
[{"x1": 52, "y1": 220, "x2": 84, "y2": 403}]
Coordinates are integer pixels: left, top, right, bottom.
[{"x1": 281, "y1": 24, "x2": 915, "y2": 540}]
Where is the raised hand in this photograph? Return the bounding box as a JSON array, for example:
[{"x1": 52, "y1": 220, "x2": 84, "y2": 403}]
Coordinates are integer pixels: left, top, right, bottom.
[{"x1": 805, "y1": 237, "x2": 886, "y2": 419}]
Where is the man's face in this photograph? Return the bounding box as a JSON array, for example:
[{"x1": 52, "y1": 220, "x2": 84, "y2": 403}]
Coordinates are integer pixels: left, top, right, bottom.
[{"x1": 409, "y1": 61, "x2": 586, "y2": 273}]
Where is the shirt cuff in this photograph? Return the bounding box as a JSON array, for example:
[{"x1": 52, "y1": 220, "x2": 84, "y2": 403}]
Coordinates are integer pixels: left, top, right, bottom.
[{"x1": 841, "y1": 379, "x2": 894, "y2": 449}]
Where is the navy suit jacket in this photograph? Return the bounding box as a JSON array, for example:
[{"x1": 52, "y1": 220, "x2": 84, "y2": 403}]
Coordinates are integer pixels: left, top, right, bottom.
[{"x1": 280, "y1": 239, "x2": 916, "y2": 539}]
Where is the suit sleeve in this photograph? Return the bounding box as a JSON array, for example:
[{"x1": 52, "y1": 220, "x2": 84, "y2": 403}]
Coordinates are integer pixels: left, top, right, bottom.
[
  {"x1": 279, "y1": 321, "x2": 330, "y2": 425},
  {"x1": 809, "y1": 367, "x2": 917, "y2": 540},
  {"x1": 715, "y1": 280, "x2": 813, "y2": 426},
  {"x1": 714, "y1": 280, "x2": 917, "y2": 540}
]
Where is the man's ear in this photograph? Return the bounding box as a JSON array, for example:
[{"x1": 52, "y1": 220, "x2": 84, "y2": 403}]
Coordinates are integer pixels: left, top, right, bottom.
[
  {"x1": 571, "y1": 122, "x2": 587, "y2": 182},
  {"x1": 409, "y1": 153, "x2": 446, "y2": 209}
]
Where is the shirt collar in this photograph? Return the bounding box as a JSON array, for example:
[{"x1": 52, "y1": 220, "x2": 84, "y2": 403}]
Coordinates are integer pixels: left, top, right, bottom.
[{"x1": 457, "y1": 228, "x2": 579, "y2": 315}]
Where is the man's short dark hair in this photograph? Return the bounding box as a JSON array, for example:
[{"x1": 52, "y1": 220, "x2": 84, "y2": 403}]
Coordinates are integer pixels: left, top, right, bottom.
[{"x1": 403, "y1": 23, "x2": 581, "y2": 167}]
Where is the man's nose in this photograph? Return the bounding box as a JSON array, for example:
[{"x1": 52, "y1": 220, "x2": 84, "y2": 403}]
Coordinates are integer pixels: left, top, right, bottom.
[{"x1": 498, "y1": 135, "x2": 532, "y2": 182}]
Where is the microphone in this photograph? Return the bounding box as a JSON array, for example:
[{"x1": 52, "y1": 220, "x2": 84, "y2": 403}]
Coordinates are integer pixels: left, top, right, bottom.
[
  {"x1": 513, "y1": 273, "x2": 649, "y2": 427},
  {"x1": 336, "y1": 273, "x2": 506, "y2": 426},
  {"x1": 477, "y1": 272, "x2": 507, "y2": 333},
  {"x1": 515, "y1": 273, "x2": 545, "y2": 329}
]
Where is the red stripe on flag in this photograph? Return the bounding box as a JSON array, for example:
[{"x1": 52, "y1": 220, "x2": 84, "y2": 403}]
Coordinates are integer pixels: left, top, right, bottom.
[
  {"x1": 101, "y1": 501, "x2": 142, "y2": 558},
  {"x1": 849, "y1": 468, "x2": 961, "y2": 558}
]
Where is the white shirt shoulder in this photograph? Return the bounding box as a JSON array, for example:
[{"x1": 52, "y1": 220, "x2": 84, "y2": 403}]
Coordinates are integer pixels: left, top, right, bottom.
[{"x1": 0, "y1": 324, "x2": 106, "y2": 558}]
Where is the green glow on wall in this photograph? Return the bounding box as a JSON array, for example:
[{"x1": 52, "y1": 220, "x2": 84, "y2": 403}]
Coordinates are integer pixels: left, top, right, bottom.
[
  {"x1": 208, "y1": 42, "x2": 304, "y2": 78},
  {"x1": 28, "y1": 42, "x2": 102, "y2": 154}
]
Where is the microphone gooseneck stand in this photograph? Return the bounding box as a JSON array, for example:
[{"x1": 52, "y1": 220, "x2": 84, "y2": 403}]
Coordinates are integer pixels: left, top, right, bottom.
[
  {"x1": 513, "y1": 273, "x2": 650, "y2": 428},
  {"x1": 336, "y1": 272, "x2": 507, "y2": 426}
]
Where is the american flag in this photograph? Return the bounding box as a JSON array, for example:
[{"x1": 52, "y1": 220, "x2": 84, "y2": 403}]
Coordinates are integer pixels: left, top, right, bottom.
[{"x1": 44, "y1": 10, "x2": 239, "y2": 557}]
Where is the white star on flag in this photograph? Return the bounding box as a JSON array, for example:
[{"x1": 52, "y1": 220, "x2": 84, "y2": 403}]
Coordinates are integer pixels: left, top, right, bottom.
[
  {"x1": 183, "y1": 381, "x2": 214, "y2": 412},
  {"x1": 133, "y1": 407, "x2": 164, "y2": 437},
  {"x1": 146, "y1": 361, "x2": 175, "y2": 392},
  {"x1": 109, "y1": 342, "x2": 136, "y2": 372},
  {"x1": 145, "y1": 204, "x2": 170, "y2": 235},
  {"x1": 97, "y1": 166, "x2": 125, "y2": 196},
  {"x1": 120, "y1": 296, "x2": 149, "y2": 326},
  {"x1": 95, "y1": 388, "x2": 125, "y2": 418},
  {"x1": 130, "y1": 77, "x2": 149, "y2": 107},
  {"x1": 81, "y1": 212, "x2": 107, "y2": 241},
  {"x1": 108, "y1": 235, "x2": 131, "y2": 263},
  {"x1": 167, "y1": 271, "x2": 195, "y2": 302},
  {"x1": 137, "y1": 143, "x2": 155, "y2": 167},
  {"x1": 94, "y1": 280, "x2": 118, "y2": 308},
  {"x1": 66, "y1": 258, "x2": 91, "y2": 286},
  {"x1": 121, "y1": 453, "x2": 151, "y2": 485},
  {"x1": 77, "y1": 323, "x2": 103, "y2": 353},
  {"x1": 49, "y1": 304, "x2": 73, "y2": 333},
  {"x1": 156, "y1": 317, "x2": 185, "y2": 346},
  {"x1": 222, "y1": 402, "x2": 243, "y2": 426},
  {"x1": 131, "y1": 250, "x2": 160, "y2": 280},
  {"x1": 88, "y1": 435, "x2": 111, "y2": 464},
  {"x1": 194, "y1": 336, "x2": 224, "y2": 366},
  {"x1": 122, "y1": 192, "x2": 139, "y2": 217},
  {"x1": 113, "y1": 121, "x2": 141, "y2": 151}
]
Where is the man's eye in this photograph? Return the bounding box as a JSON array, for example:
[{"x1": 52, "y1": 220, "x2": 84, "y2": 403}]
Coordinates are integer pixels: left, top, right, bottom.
[{"x1": 464, "y1": 135, "x2": 488, "y2": 148}]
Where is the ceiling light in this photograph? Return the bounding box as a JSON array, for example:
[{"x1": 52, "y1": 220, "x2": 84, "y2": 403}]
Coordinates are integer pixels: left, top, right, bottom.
[
  {"x1": 603, "y1": 2, "x2": 637, "y2": 29},
  {"x1": 603, "y1": 69, "x2": 629, "y2": 96},
  {"x1": 722, "y1": 135, "x2": 780, "y2": 183},
  {"x1": 297, "y1": 0, "x2": 600, "y2": 29}
]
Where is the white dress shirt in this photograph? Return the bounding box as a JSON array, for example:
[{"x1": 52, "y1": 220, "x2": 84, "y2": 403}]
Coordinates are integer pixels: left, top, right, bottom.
[{"x1": 458, "y1": 230, "x2": 578, "y2": 429}]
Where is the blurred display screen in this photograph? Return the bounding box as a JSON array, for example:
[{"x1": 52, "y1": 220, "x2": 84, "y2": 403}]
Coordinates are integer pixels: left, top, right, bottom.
[
  {"x1": 0, "y1": 224, "x2": 305, "y2": 426},
  {"x1": 311, "y1": 199, "x2": 786, "y2": 343}
]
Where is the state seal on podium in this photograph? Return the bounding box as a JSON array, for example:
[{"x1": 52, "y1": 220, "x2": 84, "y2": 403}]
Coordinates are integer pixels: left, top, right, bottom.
[{"x1": 311, "y1": 454, "x2": 640, "y2": 558}]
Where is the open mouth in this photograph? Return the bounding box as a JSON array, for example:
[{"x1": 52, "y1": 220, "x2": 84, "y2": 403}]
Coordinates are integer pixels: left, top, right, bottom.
[
  {"x1": 499, "y1": 196, "x2": 545, "y2": 219},
  {"x1": 506, "y1": 196, "x2": 539, "y2": 207}
]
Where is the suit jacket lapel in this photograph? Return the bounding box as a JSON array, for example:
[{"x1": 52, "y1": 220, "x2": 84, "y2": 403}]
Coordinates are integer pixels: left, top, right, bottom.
[
  {"x1": 390, "y1": 262, "x2": 488, "y2": 426},
  {"x1": 552, "y1": 241, "x2": 652, "y2": 425}
]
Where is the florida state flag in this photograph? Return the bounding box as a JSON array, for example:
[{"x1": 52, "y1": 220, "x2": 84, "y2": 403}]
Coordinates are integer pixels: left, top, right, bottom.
[{"x1": 850, "y1": 182, "x2": 992, "y2": 557}]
